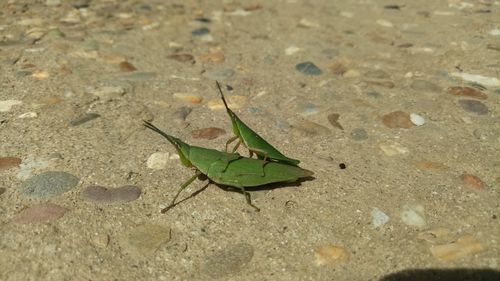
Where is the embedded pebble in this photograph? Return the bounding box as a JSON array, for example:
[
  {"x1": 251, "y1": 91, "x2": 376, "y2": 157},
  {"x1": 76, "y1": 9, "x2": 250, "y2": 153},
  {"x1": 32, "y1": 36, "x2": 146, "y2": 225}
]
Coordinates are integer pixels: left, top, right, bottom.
[
  {"x1": 0, "y1": 157, "x2": 22, "y2": 171},
  {"x1": 173, "y1": 93, "x2": 202, "y2": 104},
  {"x1": 296, "y1": 62, "x2": 322, "y2": 75},
  {"x1": 89, "y1": 86, "x2": 126, "y2": 100},
  {"x1": 119, "y1": 61, "x2": 137, "y2": 72},
  {"x1": 16, "y1": 156, "x2": 52, "y2": 180},
  {"x1": 461, "y1": 173, "x2": 485, "y2": 191},
  {"x1": 379, "y1": 142, "x2": 409, "y2": 156},
  {"x1": 191, "y1": 127, "x2": 226, "y2": 140},
  {"x1": 70, "y1": 113, "x2": 100, "y2": 126},
  {"x1": 418, "y1": 228, "x2": 453, "y2": 244},
  {"x1": 410, "y1": 80, "x2": 441, "y2": 92},
  {"x1": 207, "y1": 95, "x2": 247, "y2": 110},
  {"x1": 292, "y1": 120, "x2": 330, "y2": 136},
  {"x1": 203, "y1": 68, "x2": 235, "y2": 80},
  {"x1": 191, "y1": 27, "x2": 210, "y2": 36},
  {"x1": 401, "y1": 204, "x2": 426, "y2": 227},
  {"x1": 415, "y1": 161, "x2": 448, "y2": 170},
  {"x1": 285, "y1": 46, "x2": 301, "y2": 55},
  {"x1": 18, "y1": 112, "x2": 38, "y2": 118},
  {"x1": 147, "y1": 152, "x2": 170, "y2": 170},
  {"x1": 167, "y1": 53, "x2": 194, "y2": 62},
  {"x1": 314, "y1": 245, "x2": 348, "y2": 266},
  {"x1": 327, "y1": 113, "x2": 344, "y2": 130},
  {"x1": 382, "y1": 111, "x2": 414, "y2": 128},
  {"x1": 343, "y1": 69, "x2": 360, "y2": 78},
  {"x1": 429, "y1": 235, "x2": 484, "y2": 261},
  {"x1": 12, "y1": 203, "x2": 68, "y2": 224},
  {"x1": 21, "y1": 171, "x2": 79, "y2": 199},
  {"x1": 201, "y1": 243, "x2": 254, "y2": 278},
  {"x1": 376, "y1": 19, "x2": 393, "y2": 27},
  {"x1": 81, "y1": 185, "x2": 141, "y2": 203},
  {"x1": 410, "y1": 113, "x2": 425, "y2": 126},
  {"x1": 172, "y1": 106, "x2": 192, "y2": 122},
  {"x1": 447, "y1": 86, "x2": 487, "y2": 100},
  {"x1": 119, "y1": 224, "x2": 171, "y2": 256},
  {"x1": 365, "y1": 80, "x2": 395, "y2": 88},
  {"x1": 299, "y1": 103, "x2": 319, "y2": 116},
  {"x1": 458, "y1": 99, "x2": 488, "y2": 115},
  {"x1": 91, "y1": 232, "x2": 110, "y2": 248},
  {"x1": 365, "y1": 69, "x2": 390, "y2": 79},
  {"x1": 0, "y1": 100, "x2": 22, "y2": 112},
  {"x1": 451, "y1": 72, "x2": 500, "y2": 87},
  {"x1": 328, "y1": 62, "x2": 348, "y2": 75},
  {"x1": 32, "y1": 70, "x2": 50, "y2": 79},
  {"x1": 199, "y1": 51, "x2": 225, "y2": 62},
  {"x1": 371, "y1": 207, "x2": 390, "y2": 228},
  {"x1": 350, "y1": 128, "x2": 368, "y2": 141},
  {"x1": 473, "y1": 128, "x2": 500, "y2": 142},
  {"x1": 298, "y1": 18, "x2": 320, "y2": 28}
]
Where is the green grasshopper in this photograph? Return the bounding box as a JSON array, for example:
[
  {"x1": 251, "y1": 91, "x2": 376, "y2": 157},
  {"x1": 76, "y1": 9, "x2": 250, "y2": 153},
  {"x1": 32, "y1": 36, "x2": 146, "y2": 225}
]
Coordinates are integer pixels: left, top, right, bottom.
[
  {"x1": 143, "y1": 121, "x2": 313, "y2": 212},
  {"x1": 216, "y1": 81, "x2": 300, "y2": 166}
]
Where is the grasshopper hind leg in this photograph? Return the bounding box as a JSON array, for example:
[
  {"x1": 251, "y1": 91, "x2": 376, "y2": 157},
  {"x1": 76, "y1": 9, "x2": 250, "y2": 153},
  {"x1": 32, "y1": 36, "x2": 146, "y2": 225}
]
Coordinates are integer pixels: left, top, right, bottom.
[{"x1": 161, "y1": 170, "x2": 202, "y2": 213}]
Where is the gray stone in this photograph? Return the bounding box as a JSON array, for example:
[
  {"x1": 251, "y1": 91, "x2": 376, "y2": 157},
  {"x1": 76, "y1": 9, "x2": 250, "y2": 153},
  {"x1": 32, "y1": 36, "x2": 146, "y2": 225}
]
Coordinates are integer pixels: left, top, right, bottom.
[
  {"x1": 458, "y1": 99, "x2": 488, "y2": 115},
  {"x1": 295, "y1": 61, "x2": 322, "y2": 75},
  {"x1": 70, "y1": 113, "x2": 100, "y2": 126},
  {"x1": 351, "y1": 128, "x2": 368, "y2": 141},
  {"x1": 203, "y1": 68, "x2": 235, "y2": 80},
  {"x1": 21, "y1": 171, "x2": 79, "y2": 198},
  {"x1": 410, "y1": 80, "x2": 441, "y2": 93},
  {"x1": 201, "y1": 243, "x2": 254, "y2": 278}
]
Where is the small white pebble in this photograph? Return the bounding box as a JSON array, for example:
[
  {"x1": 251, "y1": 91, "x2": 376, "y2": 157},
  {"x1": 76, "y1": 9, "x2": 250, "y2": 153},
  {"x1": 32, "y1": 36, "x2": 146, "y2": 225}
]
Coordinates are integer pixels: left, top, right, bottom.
[
  {"x1": 376, "y1": 19, "x2": 393, "y2": 28},
  {"x1": 410, "y1": 113, "x2": 425, "y2": 126},
  {"x1": 18, "y1": 112, "x2": 38, "y2": 118},
  {"x1": 340, "y1": 11, "x2": 353, "y2": 18},
  {"x1": 147, "y1": 152, "x2": 170, "y2": 170},
  {"x1": 0, "y1": 100, "x2": 22, "y2": 112},
  {"x1": 401, "y1": 204, "x2": 426, "y2": 227},
  {"x1": 371, "y1": 207, "x2": 390, "y2": 228},
  {"x1": 489, "y1": 29, "x2": 500, "y2": 36},
  {"x1": 285, "y1": 46, "x2": 301, "y2": 55}
]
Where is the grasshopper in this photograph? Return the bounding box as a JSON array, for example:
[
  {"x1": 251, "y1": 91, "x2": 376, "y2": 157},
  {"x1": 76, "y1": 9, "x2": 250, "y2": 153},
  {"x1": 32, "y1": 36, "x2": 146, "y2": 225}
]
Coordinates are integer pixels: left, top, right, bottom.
[
  {"x1": 216, "y1": 81, "x2": 300, "y2": 166},
  {"x1": 143, "y1": 121, "x2": 313, "y2": 212}
]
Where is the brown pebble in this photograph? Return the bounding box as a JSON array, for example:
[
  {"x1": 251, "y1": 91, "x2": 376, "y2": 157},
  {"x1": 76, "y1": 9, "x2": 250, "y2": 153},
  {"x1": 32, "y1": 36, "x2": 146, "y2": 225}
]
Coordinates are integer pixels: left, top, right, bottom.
[
  {"x1": 13, "y1": 203, "x2": 68, "y2": 224},
  {"x1": 328, "y1": 62, "x2": 348, "y2": 76},
  {"x1": 382, "y1": 111, "x2": 414, "y2": 128},
  {"x1": 314, "y1": 245, "x2": 348, "y2": 266},
  {"x1": 0, "y1": 157, "x2": 22, "y2": 170},
  {"x1": 244, "y1": 4, "x2": 263, "y2": 11},
  {"x1": 199, "y1": 51, "x2": 225, "y2": 63},
  {"x1": 415, "y1": 161, "x2": 448, "y2": 170},
  {"x1": 191, "y1": 127, "x2": 226, "y2": 140},
  {"x1": 173, "y1": 93, "x2": 202, "y2": 104},
  {"x1": 82, "y1": 185, "x2": 141, "y2": 203},
  {"x1": 461, "y1": 173, "x2": 485, "y2": 191},
  {"x1": 327, "y1": 113, "x2": 344, "y2": 130},
  {"x1": 167, "y1": 53, "x2": 194, "y2": 62},
  {"x1": 429, "y1": 234, "x2": 483, "y2": 261},
  {"x1": 447, "y1": 86, "x2": 487, "y2": 100},
  {"x1": 0, "y1": 187, "x2": 5, "y2": 195},
  {"x1": 119, "y1": 61, "x2": 137, "y2": 72}
]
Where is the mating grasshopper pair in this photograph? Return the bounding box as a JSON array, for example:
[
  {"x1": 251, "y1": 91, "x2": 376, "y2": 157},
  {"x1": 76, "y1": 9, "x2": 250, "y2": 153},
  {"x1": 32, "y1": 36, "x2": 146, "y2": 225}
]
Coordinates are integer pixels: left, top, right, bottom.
[{"x1": 144, "y1": 81, "x2": 313, "y2": 213}]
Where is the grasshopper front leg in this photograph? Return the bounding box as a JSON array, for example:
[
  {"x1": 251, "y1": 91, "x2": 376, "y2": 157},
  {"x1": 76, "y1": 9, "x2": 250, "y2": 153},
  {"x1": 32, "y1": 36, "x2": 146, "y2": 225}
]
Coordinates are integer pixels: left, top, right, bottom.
[{"x1": 161, "y1": 170, "x2": 202, "y2": 213}]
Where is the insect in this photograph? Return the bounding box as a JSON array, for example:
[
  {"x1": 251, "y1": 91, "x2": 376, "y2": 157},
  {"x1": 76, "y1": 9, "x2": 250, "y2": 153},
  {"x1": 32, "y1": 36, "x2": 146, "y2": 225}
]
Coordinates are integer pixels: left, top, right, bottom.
[
  {"x1": 216, "y1": 81, "x2": 300, "y2": 166},
  {"x1": 143, "y1": 121, "x2": 313, "y2": 212}
]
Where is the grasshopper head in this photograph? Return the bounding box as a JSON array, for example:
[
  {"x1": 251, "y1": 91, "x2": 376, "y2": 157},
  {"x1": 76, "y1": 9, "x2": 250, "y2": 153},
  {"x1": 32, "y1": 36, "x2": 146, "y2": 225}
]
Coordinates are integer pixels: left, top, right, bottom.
[
  {"x1": 143, "y1": 121, "x2": 193, "y2": 167},
  {"x1": 216, "y1": 80, "x2": 241, "y2": 137}
]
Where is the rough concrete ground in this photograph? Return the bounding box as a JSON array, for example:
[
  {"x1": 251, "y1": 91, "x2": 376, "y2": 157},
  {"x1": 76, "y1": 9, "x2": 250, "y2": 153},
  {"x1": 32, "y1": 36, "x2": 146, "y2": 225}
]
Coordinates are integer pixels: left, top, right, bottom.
[{"x1": 1, "y1": 1, "x2": 499, "y2": 280}]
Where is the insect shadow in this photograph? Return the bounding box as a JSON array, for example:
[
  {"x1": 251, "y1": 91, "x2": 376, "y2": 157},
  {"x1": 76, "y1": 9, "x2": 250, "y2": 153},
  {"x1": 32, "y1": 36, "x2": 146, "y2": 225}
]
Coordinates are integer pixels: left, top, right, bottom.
[{"x1": 166, "y1": 174, "x2": 315, "y2": 211}]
